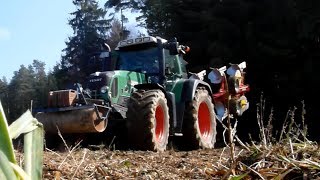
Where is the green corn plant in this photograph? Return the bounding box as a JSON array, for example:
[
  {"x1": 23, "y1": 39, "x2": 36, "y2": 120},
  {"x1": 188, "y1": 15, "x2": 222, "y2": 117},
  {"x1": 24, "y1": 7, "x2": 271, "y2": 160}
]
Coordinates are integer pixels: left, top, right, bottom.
[{"x1": 0, "y1": 101, "x2": 44, "y2": 180}]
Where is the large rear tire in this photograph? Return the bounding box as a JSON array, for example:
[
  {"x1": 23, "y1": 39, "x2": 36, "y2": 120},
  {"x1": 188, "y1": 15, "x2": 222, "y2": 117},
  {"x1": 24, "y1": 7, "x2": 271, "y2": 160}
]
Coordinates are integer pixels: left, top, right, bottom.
[
  {"x1": 182, "y1": 88, "x2": 217, "y2": 149},
  {"x1": 127, "y1": 89, "x2": 170, "y2": 152}
]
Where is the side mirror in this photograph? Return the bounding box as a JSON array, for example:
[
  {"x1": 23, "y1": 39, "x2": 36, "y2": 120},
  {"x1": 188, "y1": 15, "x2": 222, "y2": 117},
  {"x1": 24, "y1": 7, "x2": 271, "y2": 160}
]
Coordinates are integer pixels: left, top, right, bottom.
[
  {"x1": 102, "y1": 43, "x2": 111, "y2": 52},
  {"x1": 164, "y1": 37, "x2": 191, "y2": 55},
  {"x1": 164, "y1": 42, "x2": 179, "y2": 55},
  {"x1": 100, "y1": 43, "x2": 111, "y2": 58}
]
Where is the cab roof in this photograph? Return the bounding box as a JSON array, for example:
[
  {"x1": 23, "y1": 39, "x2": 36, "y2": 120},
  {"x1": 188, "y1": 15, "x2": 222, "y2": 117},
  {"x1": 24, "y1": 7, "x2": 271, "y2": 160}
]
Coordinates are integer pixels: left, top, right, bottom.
[{"x1": 115, "y1": 36, "x2": 167, "y2": 50}]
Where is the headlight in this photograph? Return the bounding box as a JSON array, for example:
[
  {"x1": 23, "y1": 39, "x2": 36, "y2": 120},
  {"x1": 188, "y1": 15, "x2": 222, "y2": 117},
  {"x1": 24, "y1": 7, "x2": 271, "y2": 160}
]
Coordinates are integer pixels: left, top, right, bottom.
[{"x1": 100, "y1": 86, "x2": 108, "y2": 93}]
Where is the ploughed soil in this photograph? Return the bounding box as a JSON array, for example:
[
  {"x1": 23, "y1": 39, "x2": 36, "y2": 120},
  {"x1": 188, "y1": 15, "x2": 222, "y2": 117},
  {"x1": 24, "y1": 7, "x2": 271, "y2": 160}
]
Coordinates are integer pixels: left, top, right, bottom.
[
  {"x1": 13, "y1": 125, "x2": 320, "y2": 179},
  {"x1": 33, "y1": 130, "x2": 242, "y2": 179},
  {"x1": 14, "y1": 138, "x2": 320, "y2": 179},
  {"x1": 32, "y1": 123, "x2": 239, "y2": 179},
  {"x1": 40, "y1": 147, "x2": 232, "y2": 179}
]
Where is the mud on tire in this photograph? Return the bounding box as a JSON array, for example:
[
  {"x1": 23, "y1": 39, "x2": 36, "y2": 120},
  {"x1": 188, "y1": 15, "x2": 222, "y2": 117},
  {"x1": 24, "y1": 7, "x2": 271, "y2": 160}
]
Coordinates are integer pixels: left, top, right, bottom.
[
  {"x1": 127, "y1": 89, "x2": 170, "y2": 152},
  {"x1": 182, "y1": 87, "x2": 217, "y2": 149}
]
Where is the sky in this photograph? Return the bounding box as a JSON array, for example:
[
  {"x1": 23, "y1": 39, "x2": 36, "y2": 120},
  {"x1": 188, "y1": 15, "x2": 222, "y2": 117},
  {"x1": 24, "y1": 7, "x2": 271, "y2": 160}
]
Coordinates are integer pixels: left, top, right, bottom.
[{"x1": 0, "y1": 1, "x2": 143, "y2": 81}]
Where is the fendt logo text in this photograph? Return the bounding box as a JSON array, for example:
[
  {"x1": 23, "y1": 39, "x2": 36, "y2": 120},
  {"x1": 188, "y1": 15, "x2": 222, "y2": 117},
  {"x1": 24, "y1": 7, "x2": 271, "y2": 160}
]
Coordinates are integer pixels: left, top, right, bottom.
[{"x1": 89, "y1": 78, "x2": 102, "y2": 82}]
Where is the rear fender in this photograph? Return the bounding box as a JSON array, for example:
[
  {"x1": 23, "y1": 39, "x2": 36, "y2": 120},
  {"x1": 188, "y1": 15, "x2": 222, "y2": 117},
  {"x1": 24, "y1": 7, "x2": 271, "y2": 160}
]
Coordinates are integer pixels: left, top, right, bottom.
[
  {"x1": 174, "y1": 79, "x2": 213, "y2": 133},
  {"x1": 181, "y1": 79, "x2": 213, "y2": 102}
]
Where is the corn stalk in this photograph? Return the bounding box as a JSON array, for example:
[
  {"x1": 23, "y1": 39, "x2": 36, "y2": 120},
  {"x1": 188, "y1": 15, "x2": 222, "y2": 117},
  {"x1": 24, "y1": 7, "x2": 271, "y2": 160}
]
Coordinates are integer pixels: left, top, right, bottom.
[{"x1": 0, "y1": 101, "x2": 44, "y2": 180}]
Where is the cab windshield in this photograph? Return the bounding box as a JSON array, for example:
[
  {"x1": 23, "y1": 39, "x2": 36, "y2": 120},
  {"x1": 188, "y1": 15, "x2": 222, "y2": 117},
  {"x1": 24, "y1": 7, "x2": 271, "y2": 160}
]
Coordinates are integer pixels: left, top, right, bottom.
[{"x1": 116, "y1": 47, "x2": 160, "y2": 74}]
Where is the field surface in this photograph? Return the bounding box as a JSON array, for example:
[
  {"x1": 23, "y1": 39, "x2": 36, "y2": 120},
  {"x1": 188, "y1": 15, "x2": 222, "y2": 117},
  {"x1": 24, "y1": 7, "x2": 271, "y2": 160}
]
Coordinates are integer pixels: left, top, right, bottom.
[{"x1": 40, "y1": 147, "x2": 230, "y2": 179}]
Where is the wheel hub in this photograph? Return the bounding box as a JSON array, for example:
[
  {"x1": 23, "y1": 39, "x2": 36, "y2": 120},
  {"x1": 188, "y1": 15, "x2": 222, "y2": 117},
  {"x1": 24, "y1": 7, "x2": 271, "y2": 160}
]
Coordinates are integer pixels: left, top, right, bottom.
[
  {"x1": 155, "y1": 105, "x2": 165, "y2": 143},
  {"x1": 198, "y1": 102, "x2": 212, "y2": 141}
]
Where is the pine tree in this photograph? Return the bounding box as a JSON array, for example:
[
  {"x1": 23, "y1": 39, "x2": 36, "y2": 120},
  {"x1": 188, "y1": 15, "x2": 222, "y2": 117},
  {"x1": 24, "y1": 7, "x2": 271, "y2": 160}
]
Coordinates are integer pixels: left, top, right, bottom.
[
  {"x1": 59, "y1": 0, "x2": 111, "y2": 86},
  {"x1": 8, "y1": 65, "x2": 35, "y2": 120},
  {"x1": 32, "y1": 60, "x2": 49, "y2": 108},
  {"x1": 0, "y1": 77, "x2": 9, "y2": 116}
]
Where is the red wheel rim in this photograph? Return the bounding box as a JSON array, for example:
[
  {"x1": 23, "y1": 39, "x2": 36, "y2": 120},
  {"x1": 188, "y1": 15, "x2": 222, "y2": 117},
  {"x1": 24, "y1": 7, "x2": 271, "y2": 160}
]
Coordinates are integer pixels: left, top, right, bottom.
[
  {"x1": 155, "y1": 105, "x2": 165, "y2": 143},
  {"x1": 198, "y1": 102, "x2": 212, "y2": 141}
]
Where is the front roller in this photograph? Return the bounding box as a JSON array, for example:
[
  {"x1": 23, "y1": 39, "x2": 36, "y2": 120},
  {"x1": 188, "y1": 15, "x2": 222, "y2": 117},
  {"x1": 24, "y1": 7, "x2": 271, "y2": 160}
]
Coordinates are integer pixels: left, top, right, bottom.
[{"x1": 35, "y1": 107, "x2": 108, "y2": 134}]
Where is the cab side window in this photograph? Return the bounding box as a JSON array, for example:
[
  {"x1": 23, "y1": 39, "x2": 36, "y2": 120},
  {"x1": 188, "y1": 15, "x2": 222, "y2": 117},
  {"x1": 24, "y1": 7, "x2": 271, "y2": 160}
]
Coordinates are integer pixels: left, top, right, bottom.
[
  {"x1": 164, "y1": 50, "x2": 188, "y2": 78},
  {"x1": 164, "y1": 50, "x2": 181, "y2": 75},
  {"x1": 178, "y1": 56, "x2": 188, "y2": 78}
]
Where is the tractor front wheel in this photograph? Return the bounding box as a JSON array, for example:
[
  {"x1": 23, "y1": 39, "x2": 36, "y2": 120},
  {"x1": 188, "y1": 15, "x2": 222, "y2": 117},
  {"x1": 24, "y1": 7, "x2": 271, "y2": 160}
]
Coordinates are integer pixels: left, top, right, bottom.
[
  {"x1": 182, "y1": 88, "x2": 217, "y2": 149},
  {"x1": 127, "y1": 89, "x2": 170, "y2": 151}
]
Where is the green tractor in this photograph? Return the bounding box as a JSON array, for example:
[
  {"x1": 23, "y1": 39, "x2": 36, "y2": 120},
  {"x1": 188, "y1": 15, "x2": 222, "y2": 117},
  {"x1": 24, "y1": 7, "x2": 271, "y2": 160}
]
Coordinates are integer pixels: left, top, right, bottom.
[{"x1": 36, "y1": 36, "x2": 217, "y2": 151}]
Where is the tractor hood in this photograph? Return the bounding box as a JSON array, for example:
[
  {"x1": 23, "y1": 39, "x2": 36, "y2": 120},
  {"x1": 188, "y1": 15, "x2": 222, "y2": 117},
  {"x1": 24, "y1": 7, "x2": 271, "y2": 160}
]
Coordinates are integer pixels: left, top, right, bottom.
[
  {"x1": 85, "y1": 70, "x2": 147, "y2": 104},
  {"x1": 86, "y1": 71, "x2": 114, "y2": 90}
]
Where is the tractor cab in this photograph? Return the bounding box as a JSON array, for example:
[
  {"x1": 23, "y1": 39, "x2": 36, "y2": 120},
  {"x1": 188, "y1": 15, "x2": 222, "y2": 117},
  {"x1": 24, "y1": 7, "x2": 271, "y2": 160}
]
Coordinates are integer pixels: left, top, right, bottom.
[
  {"x1": 115, "y1": 36, "x2": 189, "y2": 87},
  {"x1": 116, "y1": 43, "x2": 161, "y2": 84}
]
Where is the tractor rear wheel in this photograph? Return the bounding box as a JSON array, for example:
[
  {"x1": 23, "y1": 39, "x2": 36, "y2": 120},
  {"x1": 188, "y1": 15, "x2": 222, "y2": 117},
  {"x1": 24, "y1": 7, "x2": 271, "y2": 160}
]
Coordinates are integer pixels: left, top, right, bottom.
[
  {"x1": 127, "y1": 89, "x2": 170, "y2": 152},
  {"x1": 182, "y1": 88, "x2": 216, "y2": 149}
]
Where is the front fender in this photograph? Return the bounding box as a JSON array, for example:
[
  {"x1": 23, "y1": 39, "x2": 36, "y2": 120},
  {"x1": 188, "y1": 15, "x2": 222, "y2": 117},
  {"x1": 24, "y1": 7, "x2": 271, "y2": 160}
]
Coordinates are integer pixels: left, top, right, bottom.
[{"x1": 134, "y1": 83, "x2": 166, "y2": 95}]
